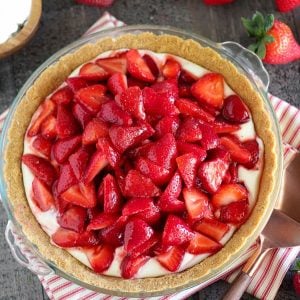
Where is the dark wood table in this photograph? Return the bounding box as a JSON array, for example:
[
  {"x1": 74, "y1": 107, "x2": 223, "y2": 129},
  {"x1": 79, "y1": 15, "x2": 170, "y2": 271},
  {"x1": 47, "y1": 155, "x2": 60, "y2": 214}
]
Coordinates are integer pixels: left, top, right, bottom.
[{"x1": 0, "y1": 1, "x2": 299, "y2": 299}]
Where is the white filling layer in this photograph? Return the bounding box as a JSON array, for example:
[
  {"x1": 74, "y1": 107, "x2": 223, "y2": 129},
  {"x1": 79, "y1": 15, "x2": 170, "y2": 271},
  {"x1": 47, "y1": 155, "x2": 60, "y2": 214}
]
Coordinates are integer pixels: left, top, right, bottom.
[{"x1": 22, "y1": 50, "x2": 263, "y2": 278}]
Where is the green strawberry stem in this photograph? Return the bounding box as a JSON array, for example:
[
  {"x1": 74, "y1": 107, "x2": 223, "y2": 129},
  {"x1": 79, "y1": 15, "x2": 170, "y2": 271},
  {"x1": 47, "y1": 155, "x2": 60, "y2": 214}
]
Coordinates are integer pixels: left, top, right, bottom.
[
  {"x1": 242, "y1": 11, "x2": 275, "y2": 59},
  {"x1": 292, "y1": 258, "x2": 300, "y2": 271}
]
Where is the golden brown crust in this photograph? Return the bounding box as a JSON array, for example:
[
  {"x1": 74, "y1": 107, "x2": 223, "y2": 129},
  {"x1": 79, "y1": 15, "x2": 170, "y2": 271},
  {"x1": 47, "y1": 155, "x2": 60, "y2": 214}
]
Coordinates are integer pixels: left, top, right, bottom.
[{"x1": 3, "y1": 33, "x2": 277, "y2": 297}]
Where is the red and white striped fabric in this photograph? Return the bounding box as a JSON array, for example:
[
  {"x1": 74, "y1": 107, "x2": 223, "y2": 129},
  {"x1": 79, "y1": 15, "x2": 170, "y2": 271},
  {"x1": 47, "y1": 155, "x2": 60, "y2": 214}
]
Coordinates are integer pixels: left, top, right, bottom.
[{"x1": 2, "y1": 12, "x2": 300, "y2": 300}]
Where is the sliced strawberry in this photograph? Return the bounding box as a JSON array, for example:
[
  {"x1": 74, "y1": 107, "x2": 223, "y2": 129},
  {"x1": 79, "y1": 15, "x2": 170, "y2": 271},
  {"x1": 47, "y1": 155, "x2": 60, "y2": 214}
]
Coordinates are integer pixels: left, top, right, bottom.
[
  {"x1": 53, "y1": 135, "x2": 82, "y2": 163},
  {"x1": 158, "y1": 194, "x2": 185, "y2": 213},
  {"x1": 116, "y1": 86, "x2": 145, "y2": 119},
  {"x1": 219, "y1": 200, "x2": 249, "y2": 224},
  {"x1": 121, "y1": 255, "x2": 150, "y2": 279},
  {"x1": 176, "y1": 141, "x2": 207, "y2": 161},
  {"x1": 176, "y1": 152, "x2": 200, "y2": 188},
  {"x1": 136, "y1": 157, "x2": 172, "y2": 186},
  {"x1": 127, "y1": 76, "x2": 149, "y2": 89},
  {"x1": 96, "y1": 57, "x2": 127, "y2": 74},
  {"x1": 40, "y1": 115, "x2": 57, "y2": 140},
  {"x1": 68, "y1": 148, "x2": 89, "y2": 181},
  {"x1": 32, "y1": 136, "x2": 52, "y2": 158},
  {"x1": 72, "y1": 103, "x2": 93, "y2": 129},
  {"x1": 164, "y1": 170, "x2": 182, "y2": 198},
  {"x1": 222, "y1": 95, "x2": 249, "y2": 123},
  {"x1": 187, "y1": 232, "x2": 222, "y2": 254},
  {"x1": 56, "y1": 163, "x2": 78, "y2": 194},
  {"x1": 107, "y1": 73, "x2": 127, "y2": 95},
  {"x1": 32, "y1": 177, "x2": 54, "y2": 211},
  {"x1": 50, "y1": 86, "x2": 73, "y2": 105},
  {"x1": 175, "y1": 98, "x2": 215, "y2": 123},
  {"x1": 61, "y1": 183, "x2": 96, "y2": 208},
  {"x1": 79, "y1": 62, "x2": 109, "y2": 81},
  {"x1": 123, "y1": 170, "x2": 160, "y2": 198},
  {"x1": 191, "y1": 73, "x2": 224, "y2": 109},
  {"x1": 27, "y1": 100, "x2": 56, "y2": 137},
  {"x1": 57, "y1": 206, "x2": 87, "y2": 233},
  {"x1": 126, "y1": 49, "x2": 155, "y2": 82},
  {"x1": 82, "y1": 118, "x2": 108, "y2": 144},
  {"x1": 162, "y1": 59, "x2": 181, "y2": 79},
  {"x1": 66, "y1": 77, "x2": 88, "y2": 92},
  {"x1": 183, "y1": 188, "x2": 212, "y2": 221},
  {"x1": 109, "y1": 122, "x2": 154, "y2": 153},
  {"x1": 97, "y1": 100, "x2": 133, "y2": 126},
  {"x1": 177, "y1": 118, "x2": 202, "y2": 143},
  {"x1": 155, "y1": 115, "x2": 180, "y2": 139},
  {"x1": 96, "y1": 137, "x2": 121, "y2": 168},
  {"x1": 219, "y1": 135, "x2": 252, "y2": 164},
  {"x1": 56, "y1": 104, "x2": 80, "y2": 139},
  {"x1": 213, "y1": 119, "x2": 240, "y2": 133},
  {"x1": 193, "y1": 218, "x2": 229, "y2": 241},
  {"x1": 122, "y1": 197, "x2": 160, "y2": 225},
  {"x1": 211, "y1": 183, "x2": 248, "y2": 208},
  {"x1": 198, "y1": 122, "x2": 219, "y2": 150},
  {"x1": 87, "y1": 212, "x2": 119, "y2": 231},
  {"x1": 103, "y1": 174, "x2": 122, "y2": 213},
  {"x1": 157, "y1": 246, "x2": 185, "y2": 272},
  {"x1": 51, "y1": 227, "x2": 99, "y2": 248},
  {"x1": 87, "y1": 244, "x2": 115, "y2": 273},
  {"x1": 198, "y1": 148, "x2": 230, "y2": 193},
  {"x1": 83, "y1": 150, "x2": 108, "y2": 183},
  {"x1": 75, "y1": 84, "x2": 107, "y2": 114},
  {"x1": 242, "y1": 139, "x2": 259, "y2": 169},
  {"x1": 53, "y1": 182, "x2": 71, "y2": 214},
  {"x1": 228, "y1": 163, "x2": 238, "y2": 183},
  {"x1": 162, "y1": 215, "x2": 194, "y2": 246},
  {"x1": 22, "y1": 154, "x2": 56, "y2": 186},
  {"x1": 151, "y1": 79, "x2": 179, "y2": 103},
  {"x1": 143, "y1": 54, "x2": 160, "y2": 78}
]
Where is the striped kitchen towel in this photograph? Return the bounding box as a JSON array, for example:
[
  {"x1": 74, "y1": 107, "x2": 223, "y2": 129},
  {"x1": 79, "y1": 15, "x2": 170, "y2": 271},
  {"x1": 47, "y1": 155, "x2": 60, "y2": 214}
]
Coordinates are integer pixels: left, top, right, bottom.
[{"x1": 3, "y1": 12, "x2": 300, "y2": 300}]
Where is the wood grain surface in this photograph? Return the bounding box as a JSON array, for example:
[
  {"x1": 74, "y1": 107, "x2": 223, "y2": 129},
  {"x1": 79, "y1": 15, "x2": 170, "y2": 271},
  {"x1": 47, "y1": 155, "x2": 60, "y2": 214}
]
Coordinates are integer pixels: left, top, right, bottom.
[{"x1": 0, "y1": 1, "x2": 299, "y2": 299}]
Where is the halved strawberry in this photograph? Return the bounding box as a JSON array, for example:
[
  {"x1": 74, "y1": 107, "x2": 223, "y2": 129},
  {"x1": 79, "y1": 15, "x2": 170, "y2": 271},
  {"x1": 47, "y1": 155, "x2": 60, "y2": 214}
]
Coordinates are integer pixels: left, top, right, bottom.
[
  {"x1": 143, "y1": 54, "x2": 160, "y2": 77},
  {"x1": 51, "y1": 86, "x2": 73, "y2": 105},
  {"x1": 121, "y1": 255, "x2": 150, "y2": 279},
  {"x1": 187, "y1": 232, "x2": 222, "y2": 254},
  {"x1": 66, "y1": 77, "x2": 88, "y2": 92},
  {"x1": 183, "y1": 188, "x2": 212, "y2": 221},
  {"x1": 176, "y1": 141, "x2": 207, "y2": 161},
  {"x1": 103, "y1": 174, "x2": 122, "y2": 213},
  {"x1": 177, "y1": 118, "x2": 202, "y2": 143},
  {"x1": 75, "y1": 84, "x2": 107, "y2": 114},
  {"x1": 107, "y1": 73, "x2": 127, "y2": 95},
  {"x1": 32, "y1": 136, "x2": 52, "y2": 158},
  {"x1": 79, "y1": 62, "x2": 109, "y2": 81},
  {"x1": 22, "y1": 154, "x2": 56, "y2": 186},
  {"x1": 56, "y1": 104, "x2": 80, "y2": 139},
  {"x1": 175, "y1": 98, "x2": 215, "y2": 123},
  {"x1": 32, "y1": 177, "x2": 55, "y2": 211},
  {"x1": 162, "y1": 215, "x2": 194, "y2": 246},
  {"x1": 126, "y1": 49, "x2": 155, "y2": 82},
  {"x1": 198, "y1": 148, "x2": 230, "y2": 193},
  {"x1": 219, "y1": 200, "x2": 249, "y2": 224},
  {"x1": 40, "y1": 115, "x2": 57, "y2": 140},
  {"x1": 28, "y1": 100, "x2": 56, "y2": 137},
  {"x1": 83, "y1": 150, "x2": 108, "y2": 183},
  {"x1": 242, "y1": 139, "x2": 259, "y2": 169},
  {"x1": 157, "y1": 246, "x2": 185, "y2": 272},
  {"x1": 211, "y1": 183, "x2": 248, "y2": 208},
  {"x1": 193, "y1": 218, "x2": 229, "y2": 241},
  {"x1": 198, "y1": 122, "x2": 219, "y2": 150},
  {"x1": 53, "y1": 135, "x2": 82, "y2": 163},
  {"x1": 51, "y1": 227, "x2": 99, "y2": 248},
  {"x1": 191, "y1": 73, "x2": 224, "y2": 109},
  {"x1": 155, "y1": 115, "x2": 180, "y2": 139},
  {"x1": 222, "y1": 95, "x2": 249, "y2": 124},
  {"x1": 116, "y1": 86, "x2": 145, "y2": 119},
  {"x1": 96, "y1": 57, "x2": 127, "y2": 74},
  {"x1": 97, "y1": 100, "x2": 133, "y2": 126},
  {"x1": 123, "y1": 170, "x2": 160, "y2": 198},
  {"x1": 57, "y1": 206, "x2": 87, "y2": 233},
  {"x1": 72, "y1": 103, "x2": 93, "y2": 129},
  {"x1": 213, "y1": 119, "x2": 240, "y2": 133},
  {"x1": 162, "y1": 59, "x2": 181, "y2": 79},
  {"x1": 219, "y1": 135, "x2": 252, "y2": 164},
  {"x1": 56, "y1": 163, "x2": 78, "y2": 194},
  {"x1": 82, "y1": 118, "x2": 108, "y2": 144},
  {"x1": 87, "y1": 244, "x2": 115, "y2": 273},
  {"x1": 87, "y1": 212, "x2": 119, "y2": 231}
]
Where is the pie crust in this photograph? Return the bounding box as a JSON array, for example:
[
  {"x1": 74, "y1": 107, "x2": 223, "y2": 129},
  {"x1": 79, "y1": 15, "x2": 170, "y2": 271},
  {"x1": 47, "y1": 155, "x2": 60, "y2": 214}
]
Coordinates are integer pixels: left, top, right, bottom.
[{"x1": 3, "y1": 33, "x2": 277, "y2": 297}]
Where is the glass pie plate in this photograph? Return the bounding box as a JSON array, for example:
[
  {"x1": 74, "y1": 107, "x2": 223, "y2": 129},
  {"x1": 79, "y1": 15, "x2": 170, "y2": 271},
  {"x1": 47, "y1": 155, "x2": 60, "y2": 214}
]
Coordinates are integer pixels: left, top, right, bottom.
[{"x1": 0, "y1": 25, "x2": 283, "y2": 297}]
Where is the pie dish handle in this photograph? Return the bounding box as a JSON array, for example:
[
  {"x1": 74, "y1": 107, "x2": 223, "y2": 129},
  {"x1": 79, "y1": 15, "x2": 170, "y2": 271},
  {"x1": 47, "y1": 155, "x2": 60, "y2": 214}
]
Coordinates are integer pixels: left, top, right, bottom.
[
  {"x1": 5, "y1": 220, "x2": 55, "y2": 276},
  {"x1": 220, "y1": 41, "x2": 270, "y2": 92}
]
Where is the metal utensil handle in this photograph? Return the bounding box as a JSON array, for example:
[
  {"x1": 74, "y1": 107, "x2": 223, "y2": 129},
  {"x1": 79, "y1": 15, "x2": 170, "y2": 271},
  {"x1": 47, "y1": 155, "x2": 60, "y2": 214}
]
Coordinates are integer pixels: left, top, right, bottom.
[
  {"x1": 5, "y1": 220, "x2": 54, "y2": 276},
  {"x1": 220, "y1": 41, "x2": 270, "y2": 92}
]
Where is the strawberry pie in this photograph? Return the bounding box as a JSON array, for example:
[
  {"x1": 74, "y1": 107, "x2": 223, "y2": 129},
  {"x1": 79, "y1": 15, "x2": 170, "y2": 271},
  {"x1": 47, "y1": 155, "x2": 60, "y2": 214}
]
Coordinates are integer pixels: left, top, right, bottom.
[{"x1": 3, "y1": 32, "x2": 277, "y2": 296}]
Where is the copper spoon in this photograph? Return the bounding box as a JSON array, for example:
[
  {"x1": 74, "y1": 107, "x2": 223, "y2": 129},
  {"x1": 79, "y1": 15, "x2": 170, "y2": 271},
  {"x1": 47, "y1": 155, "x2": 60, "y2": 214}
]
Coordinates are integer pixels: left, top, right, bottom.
[{"x1": 223, "y1": 152, "x2": 300, "y2": 300}]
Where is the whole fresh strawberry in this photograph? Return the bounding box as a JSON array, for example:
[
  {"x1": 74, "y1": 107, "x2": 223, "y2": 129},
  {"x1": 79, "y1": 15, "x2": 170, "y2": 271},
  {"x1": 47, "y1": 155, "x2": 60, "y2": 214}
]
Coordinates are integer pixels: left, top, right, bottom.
[
  {"x1": 276, "y1": 0, "x2": 300, "y2": 12},
  {"x1": 293, "y1": 259, "x2": 300, "y2": 295},
  {"x1": 242, "y1": 12, "x2": 300, "y2": 64},
  {"x1": 75, "y1": 0, "x2": 115, "y2": 7},
  {"x1": 203, "y1": 0, "x2": 235, "y2": 5}
]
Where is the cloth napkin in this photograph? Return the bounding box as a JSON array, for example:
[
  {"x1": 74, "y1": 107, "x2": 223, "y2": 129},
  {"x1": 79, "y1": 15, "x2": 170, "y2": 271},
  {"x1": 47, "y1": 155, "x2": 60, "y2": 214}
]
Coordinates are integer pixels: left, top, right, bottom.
[{"x1": 3, "y1": 12, "x2": 300, "y2": 300}]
